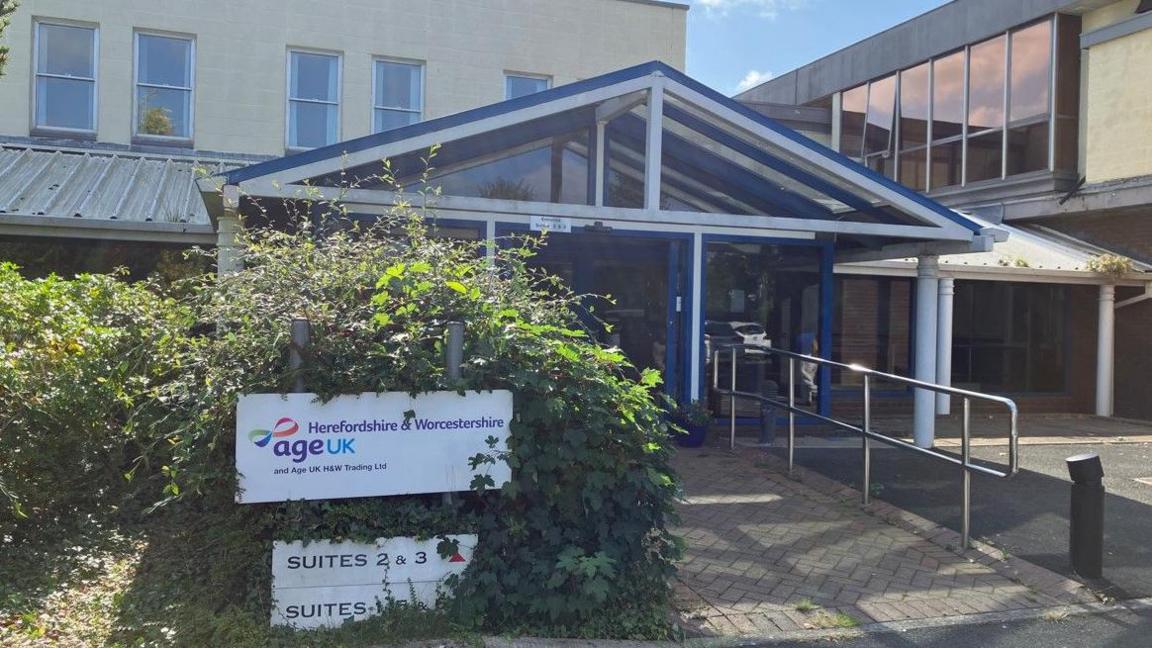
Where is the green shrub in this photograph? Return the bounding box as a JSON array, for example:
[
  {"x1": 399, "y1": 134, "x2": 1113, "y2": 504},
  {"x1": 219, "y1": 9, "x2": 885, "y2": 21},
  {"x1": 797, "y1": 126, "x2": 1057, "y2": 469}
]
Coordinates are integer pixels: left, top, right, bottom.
[
  {"x1": 0, "y1": 263, "x2": 189, "y2": 533},
  {"x1": 137, "y1": 207, "x2": 681, "y2": 640}
]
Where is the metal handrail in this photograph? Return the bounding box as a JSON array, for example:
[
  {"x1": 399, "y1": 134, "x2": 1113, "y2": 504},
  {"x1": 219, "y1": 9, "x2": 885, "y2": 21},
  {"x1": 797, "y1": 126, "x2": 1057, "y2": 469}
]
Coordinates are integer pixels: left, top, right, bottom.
[{"x1": 710, "y1": 343, "x2": 1020, "y2": 549}]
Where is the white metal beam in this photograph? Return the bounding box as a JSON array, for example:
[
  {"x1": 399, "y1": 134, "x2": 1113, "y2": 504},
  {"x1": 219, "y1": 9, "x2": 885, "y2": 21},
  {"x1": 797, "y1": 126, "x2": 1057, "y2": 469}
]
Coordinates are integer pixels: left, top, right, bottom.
[{"x1": 644, "y1": 79, "x2": 665, "y2": 210}]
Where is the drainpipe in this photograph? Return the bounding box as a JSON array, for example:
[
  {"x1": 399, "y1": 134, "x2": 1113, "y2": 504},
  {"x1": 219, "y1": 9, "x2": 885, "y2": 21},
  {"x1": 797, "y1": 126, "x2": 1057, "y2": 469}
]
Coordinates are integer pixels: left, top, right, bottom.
[
  {"x1": 914, "y1": 256, "x2": 940, "y2": 448},
  {"x1": 936, "y1": 277, "x2": 955, "y2": 416},
  {"x1": 1096, "y1": 284, "x2": 1115, "y2": 417},
  {"x1": 217, "y1": 184, "x2": 243, "y2": 276}
]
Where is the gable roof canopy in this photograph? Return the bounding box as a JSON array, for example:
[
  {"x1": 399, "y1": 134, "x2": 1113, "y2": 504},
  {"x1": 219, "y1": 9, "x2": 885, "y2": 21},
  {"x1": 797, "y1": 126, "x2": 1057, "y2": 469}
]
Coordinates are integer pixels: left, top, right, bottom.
[{"x1": 200, "y1": 61, "x2": 1003, "y2": 258}]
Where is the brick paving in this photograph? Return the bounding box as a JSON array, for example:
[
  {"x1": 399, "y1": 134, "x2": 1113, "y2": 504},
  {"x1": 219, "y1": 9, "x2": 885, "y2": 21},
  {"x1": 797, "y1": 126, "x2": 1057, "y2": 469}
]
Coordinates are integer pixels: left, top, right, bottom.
[{"x1": 671, "y1": 447, "x2": 1094, "y2": 637}]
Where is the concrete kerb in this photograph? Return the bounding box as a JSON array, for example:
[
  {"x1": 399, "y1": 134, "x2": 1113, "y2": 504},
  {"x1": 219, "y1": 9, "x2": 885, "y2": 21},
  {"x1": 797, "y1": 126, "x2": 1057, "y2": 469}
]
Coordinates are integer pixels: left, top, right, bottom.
[
  {"x1": 473, "y1": 598, "x2": 1152, "y2": 647},
  {"x1": 746, "y1": 449, "x2": 1099, "y2": 607}
]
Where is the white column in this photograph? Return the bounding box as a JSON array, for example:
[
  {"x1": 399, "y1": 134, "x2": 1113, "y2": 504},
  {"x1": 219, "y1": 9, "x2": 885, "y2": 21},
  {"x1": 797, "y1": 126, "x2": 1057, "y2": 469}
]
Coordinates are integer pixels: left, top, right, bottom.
[
  {"x1": 689, "y1": 232, "x2": 703, "y2": 400},
  {"x1": 914, "y1": 256, "x2": 939, "y2": 447},
  {"x1": 216, "y1": 184, "x2": 242, "y2": 276},
  {"x1": 593, "y1": 121, "x2": 606, "y2": 207},
  {"x1": 643, "y1": 77, "x2": 664, "y2": 210},
  {"x1": 1096, "y1": 284, "x2": 1115, "y2": 417},
  {"x1": 936, "y1": 278, "x2": 955, "y2": 415}
]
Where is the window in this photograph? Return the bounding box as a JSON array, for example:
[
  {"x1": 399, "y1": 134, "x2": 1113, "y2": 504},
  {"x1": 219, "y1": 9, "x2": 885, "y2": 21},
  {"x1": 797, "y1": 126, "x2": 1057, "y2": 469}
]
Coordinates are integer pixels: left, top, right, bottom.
[
  {"x1": 930, "y1": 51, "x2": 965, "y2": 188},
  {"x1": 952, "y1": 282, "x2": 1067, "y2": 393},
  {"x1": 1007, "y1": 20, "x2": 1053, "y2": 175},
  {"x1": 839, "y1": 84, "x2": 867, "y2": 159},
  {"x1": 135, "y1": 33, "x2": 193, "y2": 140},
  {"x1": 862, "y1": 75, "x2": 896, "y2": 178},
  {"x1": 34, "y1": 21, "x2": 97, "y2": 132},
  {"x1": 897, "y1": 63, "x2": 930, "y2": 190},
  {"x1": 287, "y1": 50, "x2": 340, "y2": 149},
  {"x1": 373, "y1": 59, "x2": 422, "y2": 133},
  {"x1": 966, "y1": 35, "x2": 1006, "y2": 183},
  {"x1": 505, "y1": 74, "x2": 549, "y2": 100}
]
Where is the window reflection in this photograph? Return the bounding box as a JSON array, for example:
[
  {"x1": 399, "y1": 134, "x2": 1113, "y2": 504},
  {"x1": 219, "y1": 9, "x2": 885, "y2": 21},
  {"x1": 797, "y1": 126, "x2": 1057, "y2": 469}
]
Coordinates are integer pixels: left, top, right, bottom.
[
  {"x1": 967, "y1": 35, "x2": 1006, "y2": 134},
  {"x1": 839, "y1": 85, "x2": 867, "y2": 159},
  {"x1": 898, "y1": 63, "x2": 930, "y2": 190},
  {"x1": 1010, "y1": 21, "x2": 1052, "y2": 123},
  {"x1": 932, "y1": 52, "x2": 965, "y2": 141},
  {"x1": 966, "y1": 131, "x2": 1003, "y2": 182}
]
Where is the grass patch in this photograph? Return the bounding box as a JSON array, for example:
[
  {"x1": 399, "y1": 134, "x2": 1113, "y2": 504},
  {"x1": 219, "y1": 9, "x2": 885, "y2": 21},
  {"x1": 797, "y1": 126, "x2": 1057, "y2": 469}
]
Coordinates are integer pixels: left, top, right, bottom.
[
  {"x1": 793, "y1": 598, "x2": 820, "y2": 613},
  {"x1": 808, "y1": 611, "x2": 860, "y2": 630}
]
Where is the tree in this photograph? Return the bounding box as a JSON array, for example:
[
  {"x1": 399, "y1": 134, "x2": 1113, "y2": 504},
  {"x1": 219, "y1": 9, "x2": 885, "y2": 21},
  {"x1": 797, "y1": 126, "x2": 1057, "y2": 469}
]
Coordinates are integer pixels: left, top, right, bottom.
[{"x1": 0, "y1": 1, "x2": 18, "y2": 78}]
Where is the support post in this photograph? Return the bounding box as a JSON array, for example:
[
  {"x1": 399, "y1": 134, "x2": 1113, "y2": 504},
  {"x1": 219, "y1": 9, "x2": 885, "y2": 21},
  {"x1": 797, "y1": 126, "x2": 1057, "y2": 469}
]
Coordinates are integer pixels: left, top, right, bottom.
[
  {"x1": 1096, "y1": 285, "x2": 1115, "y2": 417},
  {"x1": 594, "y1": 121, "x2": 606, "y2": 207},
  {"x1": 689, "y1": 232, "x2": 703, "y2": 400},
  {"x1": 217, "y1": 184, "x2": 243, "y2": 276},
  {"x1": 443, "y1": 322, "x2": 465, "y2": 507},
  {"x1": 643, "y1": 77, "x2": 664, "y2": 210},
  {"x1": 914, "y1": 256, "x2": 939, "y2": 448},
  {"x1": 936, "y1": 278, "x2": 955, "y2": 415}
]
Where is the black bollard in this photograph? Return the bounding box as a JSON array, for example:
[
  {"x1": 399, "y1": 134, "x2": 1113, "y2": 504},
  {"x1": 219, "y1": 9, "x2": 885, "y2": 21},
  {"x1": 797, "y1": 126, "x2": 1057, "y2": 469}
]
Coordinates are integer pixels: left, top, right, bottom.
[{"x1": 1066, "y1": 452, "x2": 1105, "y2": 579}]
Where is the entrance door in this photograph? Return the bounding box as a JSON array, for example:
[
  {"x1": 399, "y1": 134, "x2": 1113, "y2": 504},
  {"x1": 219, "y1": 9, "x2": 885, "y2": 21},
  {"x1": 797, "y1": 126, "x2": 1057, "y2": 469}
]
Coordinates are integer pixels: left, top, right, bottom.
[{"x1": 526, "y1": 231, "x2": 689, "y2": 398}]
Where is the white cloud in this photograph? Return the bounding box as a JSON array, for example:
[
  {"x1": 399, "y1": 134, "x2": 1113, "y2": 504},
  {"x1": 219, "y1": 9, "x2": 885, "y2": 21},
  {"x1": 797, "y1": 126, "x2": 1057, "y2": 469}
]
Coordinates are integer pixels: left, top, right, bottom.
[
  {"x1": 694, "y1": 0, "x2": 807, "y2": 19},
  {"x1": 735, "y1": 69, "x2": 773, "y2": 93}
]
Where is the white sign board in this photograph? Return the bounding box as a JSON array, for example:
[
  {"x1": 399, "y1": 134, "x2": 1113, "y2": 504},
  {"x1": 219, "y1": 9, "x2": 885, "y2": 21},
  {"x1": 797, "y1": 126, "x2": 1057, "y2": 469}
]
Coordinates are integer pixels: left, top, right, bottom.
[
  {"x1": 271, "y1": 535, "x2": 476, "y2": 629},
  {"x1": 529, "y1": 215, "x2": 572, "y2": 233},
  {"x1": 235, "y1": 390, "x2": 512, "y2": 503}
]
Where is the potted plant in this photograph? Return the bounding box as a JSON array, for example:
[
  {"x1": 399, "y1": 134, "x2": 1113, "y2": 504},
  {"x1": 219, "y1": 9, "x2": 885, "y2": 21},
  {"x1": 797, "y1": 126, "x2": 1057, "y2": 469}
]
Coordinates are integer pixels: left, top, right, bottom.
[{"x1": 672, "y1": 399, "x2": 713, "y2": 448}]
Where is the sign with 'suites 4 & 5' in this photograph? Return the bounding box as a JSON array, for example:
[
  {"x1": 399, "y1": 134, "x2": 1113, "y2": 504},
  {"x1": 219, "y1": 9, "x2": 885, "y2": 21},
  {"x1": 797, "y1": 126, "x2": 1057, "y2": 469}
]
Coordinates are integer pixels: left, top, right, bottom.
[{"x1": 235, "y1": 390, "x2": 512, "y2": 503}]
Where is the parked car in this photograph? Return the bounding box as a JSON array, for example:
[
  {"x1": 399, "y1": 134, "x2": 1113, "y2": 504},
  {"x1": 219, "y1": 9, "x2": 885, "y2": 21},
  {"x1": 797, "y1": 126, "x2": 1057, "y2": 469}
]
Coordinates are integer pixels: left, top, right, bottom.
[{"x1": 704, "y1": 320, "x2": 771, "y2": 361}]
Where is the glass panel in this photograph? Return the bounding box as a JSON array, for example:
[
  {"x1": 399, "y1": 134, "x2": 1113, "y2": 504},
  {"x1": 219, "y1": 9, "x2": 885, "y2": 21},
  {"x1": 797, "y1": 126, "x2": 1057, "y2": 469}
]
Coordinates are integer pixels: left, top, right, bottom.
[
  {"x1": 138, "y1": 34, "x2": 190, "y2": 87},
  {"x1": 966, "y1": 130, "x2": 1003, "y2": 182},
  {"x1": 968, "y1": 35, "x2": 1006, "y2": 134},
  {"x1": 952, "y1": 282, "x2": 1066, "y2": 392},
  {"x1": 930, "y1": 139, "x2": 962, "y2": 189},
  {"x1": 374, "y1": 60, "x2": 421, "y2": 110},
  {"x1": 373, "y1": 109, "x2": 420, "y2": 133},
  {"x1": 35, "y1": 77, "x2": 93, "y2": 130},
  {"x1": 864, "y1": 75, "x2": 896, "y2": 156},
  {"x1": 288, "y1": 101, "x2": 338, "y2": 148},
  {"x1": 1010, "y1": 20, "x2": 1052, "y2": 123},
  {"x1": 136, "y1": 86, "x2": 190, "y2": 137},
  {"x1": 705, "y1": 242, "x2": 823, "y2": 412},
  {"x1": 932, "y1": 51, "x2": 964, "y2": 141},
  {"x1": 839, "y1": 84, "x2": 867, "y2": 158},
  {"x1": 899, "y1": 62, "x2": 930, "y2": 150},
  {"x1": 427, "y1": 135, "x2": 589, "y2": 205},
  {"x1": 290, "y1": 52, "x2": 338, "y2": 102},
  {"x1": 1007, "y1": 122, "x2": 1049, "y2": 175},
  {"x1": 37, "y1": 23, "x2": 94, "y2": 77},
  {"x1": 865, "y1": 153, "x2": 895, "y2": 180},
  {"x1": 898, "y1": 147, "x2": 928, "y2": 191},
  {"x1": 505, "y1": 75, "x2": 549, "y2": 99}
]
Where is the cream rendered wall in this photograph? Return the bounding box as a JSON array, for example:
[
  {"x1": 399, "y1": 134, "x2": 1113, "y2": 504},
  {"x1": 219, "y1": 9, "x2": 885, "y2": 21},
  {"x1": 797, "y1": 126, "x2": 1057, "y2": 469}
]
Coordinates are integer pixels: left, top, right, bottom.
[
  {"x1": 0, "y1": 0, "x2": 687, "y2": 157},
  {"x1": 1082, "y1": 0, "x2": 1152, "y2": 183}
]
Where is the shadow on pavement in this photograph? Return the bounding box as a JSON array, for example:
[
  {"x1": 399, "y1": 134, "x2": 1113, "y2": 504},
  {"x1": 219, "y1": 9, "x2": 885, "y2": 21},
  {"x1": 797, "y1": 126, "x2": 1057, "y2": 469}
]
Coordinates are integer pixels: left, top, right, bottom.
[{"x1": 770, "y1": 441, "x2": 1152, "y2": 599}]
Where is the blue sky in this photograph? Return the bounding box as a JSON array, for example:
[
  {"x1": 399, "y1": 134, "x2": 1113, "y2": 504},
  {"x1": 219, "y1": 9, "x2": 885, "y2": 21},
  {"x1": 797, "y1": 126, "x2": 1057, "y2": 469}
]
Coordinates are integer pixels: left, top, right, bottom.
[{"x1": 682, "y1": 0, "x2": 952, "y2": 95}]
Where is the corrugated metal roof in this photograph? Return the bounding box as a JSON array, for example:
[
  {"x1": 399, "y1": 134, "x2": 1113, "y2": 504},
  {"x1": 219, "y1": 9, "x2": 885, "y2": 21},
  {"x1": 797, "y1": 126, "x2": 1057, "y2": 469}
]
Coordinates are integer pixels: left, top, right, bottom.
[{"x1": 0, "y1": 145, "x2": 244, "y2": 227}]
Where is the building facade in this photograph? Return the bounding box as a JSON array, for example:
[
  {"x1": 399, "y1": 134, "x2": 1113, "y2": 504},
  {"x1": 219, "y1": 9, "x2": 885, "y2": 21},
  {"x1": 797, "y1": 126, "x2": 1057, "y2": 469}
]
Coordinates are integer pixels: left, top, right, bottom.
[
  {"x1": 0, "y1": 0, "x2": 687, "y2": 276},
  {"x1": 738, "y1": 0, "x2": 1152, "y2": 420}
]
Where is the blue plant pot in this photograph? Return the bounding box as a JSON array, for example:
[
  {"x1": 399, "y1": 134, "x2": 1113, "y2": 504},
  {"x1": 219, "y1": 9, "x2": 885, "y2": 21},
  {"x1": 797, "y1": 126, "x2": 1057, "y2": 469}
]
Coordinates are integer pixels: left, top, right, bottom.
[{"x1": 676, "y1": 422, "x2": 709, "y2": 448}]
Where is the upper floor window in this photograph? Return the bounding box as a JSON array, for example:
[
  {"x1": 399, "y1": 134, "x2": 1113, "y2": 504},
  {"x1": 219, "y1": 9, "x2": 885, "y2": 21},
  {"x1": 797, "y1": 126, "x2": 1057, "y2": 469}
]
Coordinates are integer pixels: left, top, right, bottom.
[
  {"x1": 287, "y1": 50, "x2": 340, "y2": 149},
  {"x1": 135, "y1": 33, "x2": 193, "y2": 140},
  {"x1": 34, "y1": 21, "x2": 97, "y2": 133},
  {"x1": 505, "y1": 73, "x2": 549, "y2": 100},
  {"x1": 836, "y1": 15, "x2": 1066, "y2": 192},
  {"x1": 373, "y1": 59, "x2": 422, "y2": 133}
]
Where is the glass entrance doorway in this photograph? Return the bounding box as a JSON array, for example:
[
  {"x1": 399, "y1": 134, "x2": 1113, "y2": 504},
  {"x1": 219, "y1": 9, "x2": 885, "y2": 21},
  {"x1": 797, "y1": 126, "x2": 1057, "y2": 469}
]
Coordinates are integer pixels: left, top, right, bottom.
[{"x1": 525, "y1": 231, "x2": 690, "y2": 399}]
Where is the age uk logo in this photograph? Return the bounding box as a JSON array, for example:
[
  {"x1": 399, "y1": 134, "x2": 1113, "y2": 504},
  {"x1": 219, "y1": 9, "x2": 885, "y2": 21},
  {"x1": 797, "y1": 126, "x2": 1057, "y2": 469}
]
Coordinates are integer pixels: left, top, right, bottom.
[{"x1": 249, "y1": 417, "x2": 299, "y2": 447}]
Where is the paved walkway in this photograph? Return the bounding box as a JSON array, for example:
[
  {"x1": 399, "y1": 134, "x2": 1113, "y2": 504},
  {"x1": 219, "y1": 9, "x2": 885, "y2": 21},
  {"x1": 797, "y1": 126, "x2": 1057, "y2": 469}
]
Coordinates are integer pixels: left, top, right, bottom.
[{"x1": 671, "y1": 447, "x2": 1093, "y2": 638}]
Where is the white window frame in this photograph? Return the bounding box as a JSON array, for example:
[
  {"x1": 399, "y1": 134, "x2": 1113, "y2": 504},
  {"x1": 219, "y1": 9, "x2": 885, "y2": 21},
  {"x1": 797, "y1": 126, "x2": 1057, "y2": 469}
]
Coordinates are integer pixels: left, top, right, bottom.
[
  {"x1": 132, "y1": 30, "x2": 195, "y2": 143},
  {"x1": 504, "y1": 72, "x2": 551, "y2": 100},
  {"x1": 371, "y1": 56, "x2": 424, "y2": 133},
  {"x1": 31, "y1": 18, "x2": 99, "y2": 135},
  {"x1": 285, "y1": 48, "x2": 342, "y2": 151}
]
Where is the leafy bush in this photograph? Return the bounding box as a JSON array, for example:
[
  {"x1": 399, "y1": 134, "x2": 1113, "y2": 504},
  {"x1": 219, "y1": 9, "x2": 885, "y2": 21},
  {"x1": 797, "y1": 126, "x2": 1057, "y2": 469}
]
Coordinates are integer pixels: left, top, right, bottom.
[
  {"x1": 137, "y1": 206, "x2": 681, "y2": 640},
  {"x1": 0, "y1": 263, "x2": 189, "y2": 532}
]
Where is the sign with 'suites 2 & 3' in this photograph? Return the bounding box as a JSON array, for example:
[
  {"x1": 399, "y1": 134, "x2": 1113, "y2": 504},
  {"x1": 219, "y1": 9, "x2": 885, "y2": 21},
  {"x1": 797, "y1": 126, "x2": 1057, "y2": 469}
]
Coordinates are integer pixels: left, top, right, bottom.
[{"x1": 235, "y1": 390, "x2": 512, "y2": 503}]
